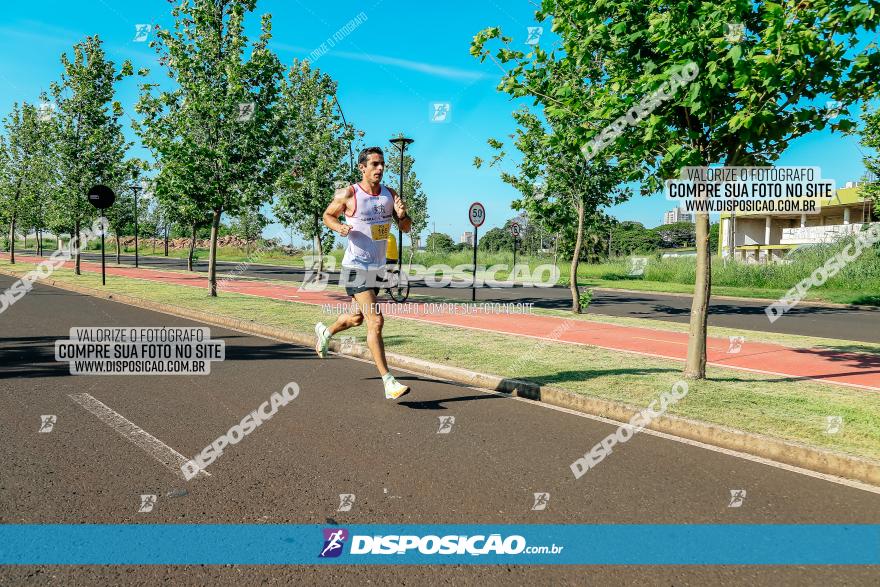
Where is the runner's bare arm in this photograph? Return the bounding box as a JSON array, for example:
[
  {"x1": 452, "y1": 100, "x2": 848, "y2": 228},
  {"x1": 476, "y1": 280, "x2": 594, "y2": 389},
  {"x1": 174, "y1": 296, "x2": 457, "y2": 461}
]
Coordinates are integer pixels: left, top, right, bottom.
[
  {"x1": 323, "y1": 186, "x2": 354, "y2": 236},
  {"x1": 389, "y1": 188, "x2": 412, "y2": 233}
]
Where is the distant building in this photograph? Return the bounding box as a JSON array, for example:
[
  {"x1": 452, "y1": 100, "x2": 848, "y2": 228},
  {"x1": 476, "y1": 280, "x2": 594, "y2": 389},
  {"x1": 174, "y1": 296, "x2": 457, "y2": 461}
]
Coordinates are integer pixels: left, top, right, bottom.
[
  {"x1": 460, "y1": 231, "x2": 474, "y2": 246},
  {"x1": 664, "y1": 207, "x2": 694, "y2": 225},
  {"x1": 719, "y1": 183, "x2": 876, "y2": 262}
]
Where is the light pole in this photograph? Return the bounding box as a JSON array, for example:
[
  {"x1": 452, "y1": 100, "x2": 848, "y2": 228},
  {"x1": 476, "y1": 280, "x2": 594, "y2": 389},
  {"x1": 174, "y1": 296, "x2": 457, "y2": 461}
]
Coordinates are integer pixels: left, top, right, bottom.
[
  {"x1": 389, "y1": 135, "x2": 414, "y2": 267},
  {"x1": 130, "y1": 183, "x2": 141, "y2": 268}
]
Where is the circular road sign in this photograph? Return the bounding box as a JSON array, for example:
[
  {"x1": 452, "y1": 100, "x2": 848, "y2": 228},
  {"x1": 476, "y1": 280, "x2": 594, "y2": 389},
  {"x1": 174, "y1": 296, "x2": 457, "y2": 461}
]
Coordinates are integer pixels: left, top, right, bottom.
[
  {"x1": 87, "y1": 185, "x2": 116, "y2": 209},
  {"x1": 469, "y1": 202, "x2": 486, "y2": 228},
  {"x1": 510, "y1": 222, "x2": 521, "y2": 237}
]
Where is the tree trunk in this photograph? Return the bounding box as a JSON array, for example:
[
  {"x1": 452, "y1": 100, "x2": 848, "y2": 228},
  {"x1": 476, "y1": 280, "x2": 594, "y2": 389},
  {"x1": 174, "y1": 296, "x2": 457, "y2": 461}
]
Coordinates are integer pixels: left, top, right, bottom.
[
  {"x1": 164, "y1": 225, "x2": 169, "y2": 256},
  {"x1": 188, "y1": 224, "x2": 197, "y2": 271},
  {"x1": 569, "y1": 200, "x2": 585, "y2": 313},
  {"x1": 74, "y1": 218, "x2": 81, "y2": 276},
  {"x1": 553, "y1": 231, "x2": 559, "y2": 268},
  {"x1": 314, "y1": 214, "x2": 324, "y2": 274},
  {"x1": 115, "y1": 234, "x2": 121, "y2": 264},
  {"x1": 37, "y1": 229, "x2": 42, "y2": 256},
  {"x1": 8, "y1": 213, "x2": 15, "y2": 264},
  {"x1": 684, "y1": 212, "x2": 711, "y2": 379},
  {"x1": 208, "y1": 208, "x2": 222, "y2": 296}
]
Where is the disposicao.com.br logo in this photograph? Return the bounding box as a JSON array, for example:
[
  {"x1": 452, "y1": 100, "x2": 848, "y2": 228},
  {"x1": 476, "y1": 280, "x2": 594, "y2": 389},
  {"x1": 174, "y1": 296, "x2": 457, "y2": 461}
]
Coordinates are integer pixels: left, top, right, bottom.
[{"x1": 318, "y1": 528, "x2": 563, "y2": 558}]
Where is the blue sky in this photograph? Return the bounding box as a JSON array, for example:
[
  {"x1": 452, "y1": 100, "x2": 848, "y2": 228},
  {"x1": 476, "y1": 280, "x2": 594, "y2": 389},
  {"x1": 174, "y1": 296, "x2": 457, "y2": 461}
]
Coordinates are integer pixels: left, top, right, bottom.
[{"x1": 0, "y1": 0, "x2": 874, "y2": 246}]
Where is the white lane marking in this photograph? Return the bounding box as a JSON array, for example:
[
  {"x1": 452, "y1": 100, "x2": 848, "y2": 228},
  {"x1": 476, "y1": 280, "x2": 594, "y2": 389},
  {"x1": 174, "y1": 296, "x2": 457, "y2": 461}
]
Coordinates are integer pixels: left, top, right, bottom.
[
  {"x1": 339, "y1": 352, "x2": 880, "y2": 495},
  {"x1": 48, "y1": 283, "x2": 878, "y2": 493},
  {"x1": 69, "y1": 393, "x2": 209, "y2": 480}
]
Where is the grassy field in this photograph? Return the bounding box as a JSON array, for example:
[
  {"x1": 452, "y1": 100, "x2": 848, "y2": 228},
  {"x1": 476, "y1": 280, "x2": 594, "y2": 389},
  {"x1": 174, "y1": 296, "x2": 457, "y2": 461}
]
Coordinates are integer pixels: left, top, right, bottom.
[{"x1": 2, "y1": 257, "x2": 879, "y2": 462}]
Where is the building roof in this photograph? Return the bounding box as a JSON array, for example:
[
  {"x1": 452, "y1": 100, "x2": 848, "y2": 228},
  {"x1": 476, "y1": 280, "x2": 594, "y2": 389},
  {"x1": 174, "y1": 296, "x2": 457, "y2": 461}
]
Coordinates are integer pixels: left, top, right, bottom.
[{"x1": 718, "y1": 186, "x2": 869, "y2": 219}]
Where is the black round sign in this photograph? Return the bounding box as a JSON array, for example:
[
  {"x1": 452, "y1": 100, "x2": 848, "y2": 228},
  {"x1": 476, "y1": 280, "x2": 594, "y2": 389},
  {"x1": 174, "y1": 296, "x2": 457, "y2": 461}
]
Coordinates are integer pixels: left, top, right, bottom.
[{"x1": 87, "y1": 185, "x2": 116, "y2": 209}]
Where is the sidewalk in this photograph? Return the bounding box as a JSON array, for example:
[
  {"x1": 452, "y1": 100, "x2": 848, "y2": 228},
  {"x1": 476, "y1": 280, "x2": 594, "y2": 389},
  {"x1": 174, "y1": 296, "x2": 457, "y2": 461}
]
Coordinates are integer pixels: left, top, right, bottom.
[{"x1": 8, "y1": 254, "x2": 879, "y2": 391}]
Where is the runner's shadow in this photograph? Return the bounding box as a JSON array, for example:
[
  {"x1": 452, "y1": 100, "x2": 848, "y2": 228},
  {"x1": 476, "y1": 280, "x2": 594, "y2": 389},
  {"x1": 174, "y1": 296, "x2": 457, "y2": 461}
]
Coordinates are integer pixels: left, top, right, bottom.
[
  {"x1": 223, "y1": 341, "x2": 314, "y2": 361},
  {"x1": 397, "y1": 394, "x2": 505, "y2": 410}
]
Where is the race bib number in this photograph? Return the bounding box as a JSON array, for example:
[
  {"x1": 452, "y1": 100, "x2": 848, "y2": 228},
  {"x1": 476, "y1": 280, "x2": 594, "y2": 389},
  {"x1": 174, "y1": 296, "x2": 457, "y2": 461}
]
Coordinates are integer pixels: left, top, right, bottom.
[{"x1": 370, "y1": 223, "x2": 391, "y2": 241}]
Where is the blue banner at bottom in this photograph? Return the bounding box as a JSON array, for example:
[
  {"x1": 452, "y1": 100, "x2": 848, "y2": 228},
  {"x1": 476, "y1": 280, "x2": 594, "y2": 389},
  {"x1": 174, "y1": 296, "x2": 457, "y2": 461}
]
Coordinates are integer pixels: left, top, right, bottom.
[{"x1": 0, "y1": 525, "x2": 878, "y2": 565}]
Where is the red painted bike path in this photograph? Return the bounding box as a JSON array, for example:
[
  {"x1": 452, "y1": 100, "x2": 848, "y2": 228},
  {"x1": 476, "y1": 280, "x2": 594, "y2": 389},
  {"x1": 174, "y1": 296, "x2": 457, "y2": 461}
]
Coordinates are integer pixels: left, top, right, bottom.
[{"x1": 8, "y1": 254, "x2": 879, "y2": 391}]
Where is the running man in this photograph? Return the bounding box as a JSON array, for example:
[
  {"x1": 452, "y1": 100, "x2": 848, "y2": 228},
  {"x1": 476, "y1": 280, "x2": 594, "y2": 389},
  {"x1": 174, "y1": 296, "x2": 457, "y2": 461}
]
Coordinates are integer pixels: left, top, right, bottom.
[{"x1": 314, "y1": 146, "x2": 412, "y2": 399}]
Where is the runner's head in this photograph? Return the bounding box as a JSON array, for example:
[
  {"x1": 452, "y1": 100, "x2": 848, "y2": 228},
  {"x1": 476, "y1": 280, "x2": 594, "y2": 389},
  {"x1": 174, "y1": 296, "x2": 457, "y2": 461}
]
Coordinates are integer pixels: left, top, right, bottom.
[{"x1": 358, "y1": 147, "x2": 384, "y2": 184}]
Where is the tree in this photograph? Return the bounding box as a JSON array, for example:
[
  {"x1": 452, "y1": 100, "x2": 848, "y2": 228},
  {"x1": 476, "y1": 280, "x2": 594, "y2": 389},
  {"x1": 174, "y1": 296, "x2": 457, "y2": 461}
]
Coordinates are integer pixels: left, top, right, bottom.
[
  {"x1": 49, "y1": 36, "x2": 132, "y2": 275},
  {"x1": 273, "y1": 60, "x2": 356, "y2": 271},
  {"x1": 386, "y1": 135, "x2": 429, "y2": 250},
  {"x1": 0, "y1": 102, "x2": 54, "y2": 264},
  {"x1": 230, "y1": 206, "x2": 268, "y2": 253},
  {"x1": 654, "y1": 222, "x2": 696, "y2": 249},
  {"x1": 479, "y1": 0, "x2": 880, "y2": 376},
  {"x1": 610, "y1": 221, "x2": 661, "y2": 256},
  {"x1": 515, "y1": 213, "x2": 549, "y2": 257},
  {"x1": 136, "y1": 0, "x2": 286, "y2": 296},
  {"x1": 473, "y1": 108, "x2": 630, "y2": 312},
  {"x1": 709, "y1": 222, "x2": 720, "y2": 254},
  {"x1": 860, "y1": 106, "x2": 880, "y2": 217},
  {"x1": 478, "y1": 226, "x2": 513, "y2": 252},
  {"x1": 426, "y1": 232, "x2": 455, "y2": 253},
  {"x1": 150, "y1": 145, "x2": 214, "y2": 270},
  {"x1": 101, "y1": 159, "x2": 145, "y2": 263}
]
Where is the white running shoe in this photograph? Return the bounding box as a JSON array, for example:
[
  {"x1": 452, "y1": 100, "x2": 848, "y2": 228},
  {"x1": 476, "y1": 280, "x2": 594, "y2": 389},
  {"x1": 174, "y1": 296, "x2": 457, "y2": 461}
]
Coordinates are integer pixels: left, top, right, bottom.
[
  {"x1": 315, "y1": 322, "x2": 330, "y2": 358},
  {"x1": 383, "y1": 376, "x2": 410, "y2": 400}
]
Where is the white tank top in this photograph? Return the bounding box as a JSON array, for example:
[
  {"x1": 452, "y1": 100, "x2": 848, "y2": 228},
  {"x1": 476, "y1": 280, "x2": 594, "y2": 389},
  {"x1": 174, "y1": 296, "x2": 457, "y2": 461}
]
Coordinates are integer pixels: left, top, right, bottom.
[{"x1": 341, "y1": 183, "x2": 395, "y2": 269}]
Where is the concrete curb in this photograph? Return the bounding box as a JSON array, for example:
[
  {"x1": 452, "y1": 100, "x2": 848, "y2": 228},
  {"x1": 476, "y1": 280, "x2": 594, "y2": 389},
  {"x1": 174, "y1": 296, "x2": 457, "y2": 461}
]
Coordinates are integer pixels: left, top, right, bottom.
[{"x1": 6, "y1": 268, "x2": 879, "y2": 488}]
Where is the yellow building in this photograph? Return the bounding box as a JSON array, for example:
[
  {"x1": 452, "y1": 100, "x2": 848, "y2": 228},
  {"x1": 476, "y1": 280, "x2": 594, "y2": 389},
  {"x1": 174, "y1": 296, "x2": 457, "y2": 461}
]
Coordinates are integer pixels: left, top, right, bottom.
[{"x1": 718, "y1": 182, "x2": 877, "y2": 262}]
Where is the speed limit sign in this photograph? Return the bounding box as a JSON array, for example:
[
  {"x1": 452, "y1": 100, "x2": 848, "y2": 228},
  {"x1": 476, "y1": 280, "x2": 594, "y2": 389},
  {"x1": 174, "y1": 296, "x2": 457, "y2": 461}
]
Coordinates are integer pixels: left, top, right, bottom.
[
  {"x1": 469, "y1": 202, "x2": 486, "y2": 228},
  {"x1": 510, "y1": 222, "x2": 521, "y2": 237}
]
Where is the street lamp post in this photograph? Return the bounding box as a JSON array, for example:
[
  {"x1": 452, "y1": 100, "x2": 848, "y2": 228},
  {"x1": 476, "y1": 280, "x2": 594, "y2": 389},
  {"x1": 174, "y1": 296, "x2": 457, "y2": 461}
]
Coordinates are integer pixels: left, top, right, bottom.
[
  {"x1": 131, "y1": 183, "x2": 141, "y2": 268},
  {"x1": 389, "y1": 135, "x2": 414, "y2": 267}
]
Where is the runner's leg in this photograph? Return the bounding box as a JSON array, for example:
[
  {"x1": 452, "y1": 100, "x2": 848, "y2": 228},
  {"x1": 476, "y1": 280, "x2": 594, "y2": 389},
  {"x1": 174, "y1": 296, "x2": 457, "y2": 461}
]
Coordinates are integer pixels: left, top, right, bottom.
[
  {"x1": 352, "y1": 288, "x2": 389, "y2": 376},
  {"x1": 315, "y1": 304, "x2": 362, "y2": 358},
  {"x1": 328, "y1": 308, "x2": 364, "y2": 335}
]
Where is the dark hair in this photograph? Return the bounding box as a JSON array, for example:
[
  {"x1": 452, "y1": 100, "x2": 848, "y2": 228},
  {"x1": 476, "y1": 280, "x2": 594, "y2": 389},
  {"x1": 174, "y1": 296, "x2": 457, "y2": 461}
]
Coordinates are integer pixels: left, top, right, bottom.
[{"x1": 358, "y1": 146, "x2": 384, "y2": 166}]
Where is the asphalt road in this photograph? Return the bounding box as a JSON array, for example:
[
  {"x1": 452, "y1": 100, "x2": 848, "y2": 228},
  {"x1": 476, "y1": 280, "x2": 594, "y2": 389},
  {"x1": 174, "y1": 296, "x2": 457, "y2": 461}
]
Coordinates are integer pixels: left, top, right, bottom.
[{"x1": 1, "y1": 275, "x2": 879, "y2": 584}]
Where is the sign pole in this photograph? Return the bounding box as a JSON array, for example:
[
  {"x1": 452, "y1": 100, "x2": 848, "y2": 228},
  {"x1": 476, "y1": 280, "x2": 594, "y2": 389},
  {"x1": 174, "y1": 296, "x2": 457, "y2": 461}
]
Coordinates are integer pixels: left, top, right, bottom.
[
  {"x1": 509, "y1": 222, "x2": 521, "y2": 285},
  {"x1": 389, "y1": 135, "x2": 414, "y2": 268},
  {"x1": 468, "y1": 201, "x2": 485, "y2": 302},
  {"x1": 472, "y1": 225, "x2": 478, "y2": 302},
  {"x1": 87, "y1": 185, "x2": 116, "y2": 287},
  {"x1": 513, "y1": 236, "x2": 517, "y2": 274},
  {"x1": 100, "y1": 209, "x2": 106, "y2": 285}
]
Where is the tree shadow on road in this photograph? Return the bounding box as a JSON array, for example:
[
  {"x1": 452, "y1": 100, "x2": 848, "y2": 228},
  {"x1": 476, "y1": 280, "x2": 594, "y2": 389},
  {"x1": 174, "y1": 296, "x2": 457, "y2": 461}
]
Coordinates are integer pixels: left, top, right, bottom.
[
  {"x1": 0, "y1": 335, "x2": 317, "y2": 380},
  {"x1": 522, "y1": 367, "x2": 676, "y2": 387},
  {"x1": 0, "y1": 336, "x2": 69, "y2": 379},
  {"x1": 788, "y1": 347, "x2": 880, "y2": 370}
]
